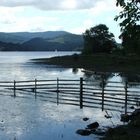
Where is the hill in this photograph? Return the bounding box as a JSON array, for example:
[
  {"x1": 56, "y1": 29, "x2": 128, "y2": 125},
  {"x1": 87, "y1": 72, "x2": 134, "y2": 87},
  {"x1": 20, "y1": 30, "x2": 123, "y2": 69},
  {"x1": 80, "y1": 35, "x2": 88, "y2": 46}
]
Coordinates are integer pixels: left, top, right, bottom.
[
  {"x1": 21, "y1": 33, "x2": 83, "y2": 51},
  {"x1": 0, "y1": 31, "x2": 71, "y2": 44},
  {"x1": 0, "y1": 31, "x2": 84, "y2": 51},
  {"x1": 0, "y1": 41, "x2": 20, "y2": 51}
]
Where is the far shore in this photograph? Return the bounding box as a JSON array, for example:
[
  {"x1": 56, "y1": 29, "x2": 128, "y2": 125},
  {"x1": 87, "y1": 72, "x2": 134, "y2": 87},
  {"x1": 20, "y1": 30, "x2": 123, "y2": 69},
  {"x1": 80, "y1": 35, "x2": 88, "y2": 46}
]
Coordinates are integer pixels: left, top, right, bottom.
[{"x1": 31, "y1": 54, "x2": 140, "y2": 74}]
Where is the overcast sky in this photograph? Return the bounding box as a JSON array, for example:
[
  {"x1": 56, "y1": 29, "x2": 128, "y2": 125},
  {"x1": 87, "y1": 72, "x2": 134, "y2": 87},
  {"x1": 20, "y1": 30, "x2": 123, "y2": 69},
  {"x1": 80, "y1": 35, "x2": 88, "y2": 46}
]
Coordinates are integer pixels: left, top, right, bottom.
[{"x1": 0, "y1": 0, "x2": 121, "y2": 42}]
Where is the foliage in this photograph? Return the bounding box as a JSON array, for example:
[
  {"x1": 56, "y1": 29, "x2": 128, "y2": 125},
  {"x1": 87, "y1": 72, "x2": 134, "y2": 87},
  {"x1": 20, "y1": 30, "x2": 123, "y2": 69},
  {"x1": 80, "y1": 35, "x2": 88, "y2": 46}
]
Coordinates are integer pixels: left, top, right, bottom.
[
  {"x1": 115, "y1": 0, "x2": 140, "y2": 55},
  {"x1": 82, "y1": 24, "x2": 116, "y2": 54},
  {"x1": 121, "y1": 25, "x2": 140, "y2": 54},
  {"x1": 115, "y1": 0, "x2": 140, "y2": 31}
]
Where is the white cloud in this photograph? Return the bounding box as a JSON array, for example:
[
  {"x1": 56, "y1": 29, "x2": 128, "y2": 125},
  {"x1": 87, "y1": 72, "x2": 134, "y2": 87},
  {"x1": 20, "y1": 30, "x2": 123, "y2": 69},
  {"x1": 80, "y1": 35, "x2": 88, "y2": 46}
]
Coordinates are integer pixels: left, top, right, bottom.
[
  {"x1": 0, "y1": 7, "x2": 21, "y2": 27},
  {"x1": 0, "y1": 0, "x2": 104, "y2": 10},
  {"x1": 0, "y1": 6, "x2": 24, "y2": 15},
  {"x1": 88, "y1": 0, "x2": 119, "y2": 16},
  {"x1": 0, "y1": 0, "x2": 36, "y2": 7},
  {"x1": 61, "y1": 0, "x2": 77, "y2": 9},
  {"x1": 0, "y1": 10, "x2": 59, "y2": 32}
]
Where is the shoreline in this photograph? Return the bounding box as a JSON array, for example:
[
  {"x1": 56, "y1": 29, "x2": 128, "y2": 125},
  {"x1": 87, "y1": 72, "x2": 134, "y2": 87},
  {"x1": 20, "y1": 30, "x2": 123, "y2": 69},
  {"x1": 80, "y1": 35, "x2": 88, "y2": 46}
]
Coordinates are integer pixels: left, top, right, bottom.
[
  {"x1": 31, "y1": 54, "x2": 140, "y2": 139},
  {"x1": 102, "y1": 109, "x2": 140, "y2": 140},
  {"x1": 31, "y1": 54, "x2": 140, "y2": 74}
]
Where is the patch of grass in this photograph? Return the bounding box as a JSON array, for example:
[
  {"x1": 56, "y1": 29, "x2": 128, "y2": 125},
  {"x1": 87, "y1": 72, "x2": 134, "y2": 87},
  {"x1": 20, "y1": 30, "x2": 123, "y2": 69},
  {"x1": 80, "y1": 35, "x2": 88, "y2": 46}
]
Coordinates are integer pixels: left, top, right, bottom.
[
  {"x1": 32, "y1": 54, "x2": 140, "y2": 74},
  {"x1": 47, "y1": 37, "x2": 65, "y2": 44}
]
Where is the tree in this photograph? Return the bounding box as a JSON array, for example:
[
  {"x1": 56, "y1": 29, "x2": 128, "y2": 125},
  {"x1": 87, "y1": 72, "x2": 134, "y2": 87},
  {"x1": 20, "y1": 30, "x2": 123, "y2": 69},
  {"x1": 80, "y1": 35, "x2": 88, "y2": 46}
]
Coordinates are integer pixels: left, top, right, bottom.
[
  {"x1": 121, "y1": 25, "x2": 140, "y2": 54},
  {"x1": 115, "y1": 0, "x2": 140, "y2": 31},
  {"x1": 115, "y1": 0, "x2": 140, "y2": 54},
  {"x1": 82, "y1": 24, "x2": 116, "y2": 54}
]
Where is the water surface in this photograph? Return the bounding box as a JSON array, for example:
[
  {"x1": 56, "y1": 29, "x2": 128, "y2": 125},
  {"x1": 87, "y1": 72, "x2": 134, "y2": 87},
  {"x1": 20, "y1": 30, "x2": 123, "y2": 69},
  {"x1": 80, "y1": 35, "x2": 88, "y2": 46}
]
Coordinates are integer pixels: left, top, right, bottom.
[
  {"x1": 0, "y1": 51, "x2": 83, "y2": 81},
  {"x1": 0, "y1": 51, "x2": 139, "y2": 140}
]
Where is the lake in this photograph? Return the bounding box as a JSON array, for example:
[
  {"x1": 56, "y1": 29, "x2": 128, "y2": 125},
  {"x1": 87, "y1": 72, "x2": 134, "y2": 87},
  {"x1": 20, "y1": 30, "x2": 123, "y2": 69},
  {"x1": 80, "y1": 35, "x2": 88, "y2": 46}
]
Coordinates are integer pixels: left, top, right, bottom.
[
  {"x1": 0, "y1": 51, "x2": 139, "y2": 140},
  {"x1": 0, "y1": 51, "x2": 128, "y2": 82},
  {"x1": 0, "y1": 51, "x2": 83, "y2": 81}
]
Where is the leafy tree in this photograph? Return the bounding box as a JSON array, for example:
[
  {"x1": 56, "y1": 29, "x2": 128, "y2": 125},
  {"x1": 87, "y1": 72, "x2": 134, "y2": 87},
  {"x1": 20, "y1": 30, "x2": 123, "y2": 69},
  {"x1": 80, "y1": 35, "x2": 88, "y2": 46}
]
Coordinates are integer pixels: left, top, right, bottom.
[
  {"x1": 121, "y1": 25, "x2": 140, "y2": 54},
  {"x1": 82, "y1": 24, "x2": 116, "y2": 54},
  {"x1": 115, "y1": 0, "x2": 140, "y2": 31},
  {"x1": 115, "y1": 0, "x2": 140, "y2": 54}
]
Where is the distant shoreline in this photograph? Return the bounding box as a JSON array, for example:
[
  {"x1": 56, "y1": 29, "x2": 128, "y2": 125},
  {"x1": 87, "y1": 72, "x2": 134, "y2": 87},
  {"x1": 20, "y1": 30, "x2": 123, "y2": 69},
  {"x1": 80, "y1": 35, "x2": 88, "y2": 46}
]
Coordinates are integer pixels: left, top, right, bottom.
[{"x1": 31, "y1": 54, "x2": 140, "y2": 74}]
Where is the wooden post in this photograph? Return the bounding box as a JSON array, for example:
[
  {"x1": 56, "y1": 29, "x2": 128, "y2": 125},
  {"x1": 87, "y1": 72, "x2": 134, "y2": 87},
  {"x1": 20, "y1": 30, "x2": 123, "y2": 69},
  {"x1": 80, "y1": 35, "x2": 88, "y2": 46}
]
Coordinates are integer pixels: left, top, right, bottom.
[
  {"x1": 101, "y1": 75, "x2": 105, "y2": 111},
  {"x1": 80, "y1": 77, "x2": 83, "y2": 109},
  {"x1": 125, "y1": 81, "x2": 128, "y2": 114},
  {"x1": 35, "y1": 79, "x2": 37, "y2": 99},
  {"x1": 57, "y1": 78, "x2": 59, "y2": 105},
  {"x1": 14, "y1": 80, "x2": 16, "y2": 97}
]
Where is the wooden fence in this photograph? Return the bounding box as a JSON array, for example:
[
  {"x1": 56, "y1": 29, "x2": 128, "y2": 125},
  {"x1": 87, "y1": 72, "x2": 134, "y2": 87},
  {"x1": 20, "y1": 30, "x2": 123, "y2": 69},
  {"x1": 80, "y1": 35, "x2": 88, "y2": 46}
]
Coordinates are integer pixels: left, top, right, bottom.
[{"x1": 0, "y1": 78, "x2": 140, "y2": 113}]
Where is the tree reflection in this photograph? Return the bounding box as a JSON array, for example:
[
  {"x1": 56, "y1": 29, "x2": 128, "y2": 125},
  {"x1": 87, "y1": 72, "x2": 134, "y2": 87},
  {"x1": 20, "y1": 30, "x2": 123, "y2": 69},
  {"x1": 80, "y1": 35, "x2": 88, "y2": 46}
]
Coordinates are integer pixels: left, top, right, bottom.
[
  {"x1": 83, "y1": 69, "x2": 114, "y2": 88},
  {"x1": 72, "y1": 68, "x2": 79, "y2": 74},
  {"x1": 120, "y1": 73, "x2": 140, "y2": 87}
]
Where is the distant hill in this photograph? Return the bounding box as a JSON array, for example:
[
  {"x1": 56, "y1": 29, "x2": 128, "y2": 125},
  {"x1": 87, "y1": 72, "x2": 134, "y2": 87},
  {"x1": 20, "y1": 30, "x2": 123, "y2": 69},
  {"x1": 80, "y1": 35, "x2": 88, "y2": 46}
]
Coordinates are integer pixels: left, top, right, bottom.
[
  {"x1": 21, "y1": 34, "x2": 83, "y2": 51},
  {"x1": 0, "y1": 33, "x2": 27, "y2": 44},
  {"x1": 0, "y1": 31, "x2": 84, "y2": 51},
  {"x1": 0, "y1": 41, "x2": 20, "y2": 51},
  {"x1": 0, "y1": 31, "x2": 72, "y2": 43}
]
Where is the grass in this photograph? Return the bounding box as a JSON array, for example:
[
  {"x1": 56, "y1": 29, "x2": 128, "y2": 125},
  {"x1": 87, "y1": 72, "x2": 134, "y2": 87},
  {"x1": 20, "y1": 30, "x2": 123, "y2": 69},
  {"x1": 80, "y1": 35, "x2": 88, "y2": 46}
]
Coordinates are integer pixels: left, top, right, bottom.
[{"x1": 32, "y1": 53, "x2": 140, "y2": 74}]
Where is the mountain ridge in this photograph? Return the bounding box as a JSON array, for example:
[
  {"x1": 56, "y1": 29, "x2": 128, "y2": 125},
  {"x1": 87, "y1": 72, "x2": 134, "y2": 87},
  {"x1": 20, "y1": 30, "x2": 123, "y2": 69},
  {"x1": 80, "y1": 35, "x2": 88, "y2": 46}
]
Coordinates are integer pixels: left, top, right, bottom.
[
  {"x1": 0, "y1": 31, "x2": 71, "y2": 43},
  {"x1": 0, "y1": 31, "x2": 84, "y2": 51}
]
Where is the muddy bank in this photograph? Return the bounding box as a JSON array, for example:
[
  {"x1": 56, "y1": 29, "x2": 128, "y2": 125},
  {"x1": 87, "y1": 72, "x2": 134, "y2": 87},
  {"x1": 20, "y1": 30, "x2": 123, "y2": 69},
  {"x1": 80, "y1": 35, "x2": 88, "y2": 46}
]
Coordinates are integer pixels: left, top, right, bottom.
[{"x1": 102, "y1": 109, "x2": 140, "y2": 140}]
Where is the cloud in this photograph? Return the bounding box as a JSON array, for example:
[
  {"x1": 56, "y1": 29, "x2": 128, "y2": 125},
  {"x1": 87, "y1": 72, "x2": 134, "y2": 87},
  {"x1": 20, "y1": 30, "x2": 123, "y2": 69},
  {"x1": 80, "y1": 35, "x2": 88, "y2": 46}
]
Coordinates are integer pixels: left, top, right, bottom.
[
  {"x1": 0, "y1": 0, "x2": 36, "y2": 7},
  {"x1": 88, "y1": 0, "x2": 119, "y2": 16},
  {"x1": 0, "y1": 11, "x2": 61, "y2": 32},
  {"x1": 0, "y1": 0, "x2": 104, "y2": 10}
]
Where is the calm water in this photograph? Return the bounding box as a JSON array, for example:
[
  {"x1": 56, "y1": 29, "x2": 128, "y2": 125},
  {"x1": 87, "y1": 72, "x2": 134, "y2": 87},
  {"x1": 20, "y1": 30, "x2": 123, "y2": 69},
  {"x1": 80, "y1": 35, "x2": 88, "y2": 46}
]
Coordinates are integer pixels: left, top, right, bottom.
[
  {"x1": 0, "y1": 51, "x2": 139, "y2": 140},
  {"x1": 0, "y1": 51, "x2": 83, "y2": 81},
  {"x1": 0, "y1": 95, "x2": 123, "y2": 140}
]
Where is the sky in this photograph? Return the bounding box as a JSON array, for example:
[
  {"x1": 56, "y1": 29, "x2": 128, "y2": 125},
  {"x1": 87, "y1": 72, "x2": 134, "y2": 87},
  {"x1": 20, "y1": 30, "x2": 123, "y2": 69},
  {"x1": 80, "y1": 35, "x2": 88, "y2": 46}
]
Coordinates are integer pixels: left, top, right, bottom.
[{"x1": 0, "y1": 0, "x2": 122, "y2": 42}]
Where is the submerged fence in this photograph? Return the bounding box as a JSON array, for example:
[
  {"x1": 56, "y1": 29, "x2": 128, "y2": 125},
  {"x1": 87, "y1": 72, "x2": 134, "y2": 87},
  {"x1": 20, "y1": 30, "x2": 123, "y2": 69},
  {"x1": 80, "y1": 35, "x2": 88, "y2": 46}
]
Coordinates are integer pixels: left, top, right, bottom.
[{"x1": 0, "y1": 78, "x2": 140, "y2": 113}]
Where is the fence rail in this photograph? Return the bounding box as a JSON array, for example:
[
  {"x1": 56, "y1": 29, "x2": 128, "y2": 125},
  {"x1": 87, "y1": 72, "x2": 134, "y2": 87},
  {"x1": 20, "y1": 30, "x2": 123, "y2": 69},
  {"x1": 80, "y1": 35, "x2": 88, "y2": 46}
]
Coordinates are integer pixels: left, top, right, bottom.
[{"x1": 0, "y1": 77, "x2": 140, "y2": 113}]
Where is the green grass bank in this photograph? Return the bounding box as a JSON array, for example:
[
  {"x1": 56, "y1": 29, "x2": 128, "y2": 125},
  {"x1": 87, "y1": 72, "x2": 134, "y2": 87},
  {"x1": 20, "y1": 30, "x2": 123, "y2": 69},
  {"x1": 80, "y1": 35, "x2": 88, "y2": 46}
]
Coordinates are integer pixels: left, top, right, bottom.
[{"x1": 32, "y1": 54, "x2": 140, "y2": 74}]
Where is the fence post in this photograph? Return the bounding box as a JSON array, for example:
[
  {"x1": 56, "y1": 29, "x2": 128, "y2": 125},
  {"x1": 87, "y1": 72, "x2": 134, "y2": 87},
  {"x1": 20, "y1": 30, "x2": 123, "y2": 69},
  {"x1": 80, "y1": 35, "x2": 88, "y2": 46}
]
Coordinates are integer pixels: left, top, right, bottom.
[
  {"x1": 35, "y1": 79, "x2": 37, "y2": 99},
  {"x1": 101, "y1": 76, "x2": 105, "y2": 111},
  {"x1": 80, "y1": 77, "x2": 83, "y2": 109},
  {"x1": 14, "y1": 80, "x2": 16, "y2": 97},
  {"x1": 57, "y1": 78, "x2": 59, "y2": 105},
  {"x1": 125, "y1": 80, "x2": 128, "y2": 114}
]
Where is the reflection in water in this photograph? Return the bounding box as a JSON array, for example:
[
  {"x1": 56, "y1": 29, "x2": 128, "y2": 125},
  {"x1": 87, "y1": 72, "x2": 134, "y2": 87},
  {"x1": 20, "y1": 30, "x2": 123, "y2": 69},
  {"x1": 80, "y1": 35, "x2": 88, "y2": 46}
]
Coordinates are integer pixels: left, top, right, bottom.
[
  {"x1": 0, "y1": 51, "x2": 82, "y2": 81},
  {"x1": 80, "y1": 70, "x2": 140, "y2": 113},
  {"x1": 120, "y1": 73, "x2": 140, "y2": 86},
  {"x1": 72, "y1": 68, "x2": 79, "y2": 74},
  {"x1": 82, "y1": 69, "x2": 140, "y2": 87},
  {"x1": 82, "y1": 70, "x2": 114, "y2": 87},
  {"x1": 0, "y1": 62, "x2": 83, "y2": 81},
  {"x1": 0, "y1": 96, "x2": 120, "y2": 140}
]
